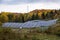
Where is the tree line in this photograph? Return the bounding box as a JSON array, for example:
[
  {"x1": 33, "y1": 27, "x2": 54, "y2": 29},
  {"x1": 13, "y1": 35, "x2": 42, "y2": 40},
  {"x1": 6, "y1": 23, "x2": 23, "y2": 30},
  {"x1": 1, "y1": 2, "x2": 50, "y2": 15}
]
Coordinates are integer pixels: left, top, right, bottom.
[{"x1": 0, "y1": 9, "x2": 60, "y2": 23}]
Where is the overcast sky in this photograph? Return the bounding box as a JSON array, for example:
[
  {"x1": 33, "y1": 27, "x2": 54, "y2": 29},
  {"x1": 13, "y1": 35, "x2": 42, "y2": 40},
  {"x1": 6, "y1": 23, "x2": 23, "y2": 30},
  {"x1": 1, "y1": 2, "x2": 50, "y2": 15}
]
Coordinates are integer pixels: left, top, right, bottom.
[{"x1": 0, "y1": 0, "x2": 60, "y2": 13}]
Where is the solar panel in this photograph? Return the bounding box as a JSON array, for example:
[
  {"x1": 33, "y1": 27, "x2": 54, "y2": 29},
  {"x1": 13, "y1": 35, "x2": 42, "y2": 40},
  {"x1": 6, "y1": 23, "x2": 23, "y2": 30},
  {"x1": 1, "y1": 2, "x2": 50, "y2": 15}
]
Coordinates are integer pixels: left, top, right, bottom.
[{"x1": 2, "y1": 19, "x2": 57, "y2": 28}]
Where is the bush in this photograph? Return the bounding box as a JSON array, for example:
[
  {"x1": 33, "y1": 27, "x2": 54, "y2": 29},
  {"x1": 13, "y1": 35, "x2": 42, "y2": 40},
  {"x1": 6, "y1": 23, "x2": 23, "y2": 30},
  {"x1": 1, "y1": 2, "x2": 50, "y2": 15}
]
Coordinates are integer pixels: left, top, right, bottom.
[
  {"x1": 0, "y1": 28, "x2": 22, "y2": 40},
  {"x1": 0, "y1": 22, "x2": 2, "y2": 26},
  {"x1": 45, "y1": 24, "x2": 60, "y2": 36},
  {"x1": 32, "y1": 36, "x2": 40, "y2": 40},
  {"x1": 29, "y1": 27, "x2": 42, "y2": 33}
]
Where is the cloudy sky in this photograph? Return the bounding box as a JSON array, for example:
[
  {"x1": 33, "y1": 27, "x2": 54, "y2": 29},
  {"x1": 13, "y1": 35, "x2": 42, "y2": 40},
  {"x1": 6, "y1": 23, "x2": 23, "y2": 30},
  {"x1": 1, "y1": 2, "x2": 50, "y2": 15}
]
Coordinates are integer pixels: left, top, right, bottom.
[{"x1": 0, "y1": 0, "x2": 60, "y2": 13}]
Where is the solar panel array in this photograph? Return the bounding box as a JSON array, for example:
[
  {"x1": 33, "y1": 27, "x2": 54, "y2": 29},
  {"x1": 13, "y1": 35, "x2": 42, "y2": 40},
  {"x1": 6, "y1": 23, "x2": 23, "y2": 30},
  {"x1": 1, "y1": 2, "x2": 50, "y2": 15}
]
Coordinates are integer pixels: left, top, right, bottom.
[
  {"x1": 2, "y1": 19, "x2": 57, "y2": 28},
  {"x1": 2, "y1": 23, "x2": 23, "y2": 28}
]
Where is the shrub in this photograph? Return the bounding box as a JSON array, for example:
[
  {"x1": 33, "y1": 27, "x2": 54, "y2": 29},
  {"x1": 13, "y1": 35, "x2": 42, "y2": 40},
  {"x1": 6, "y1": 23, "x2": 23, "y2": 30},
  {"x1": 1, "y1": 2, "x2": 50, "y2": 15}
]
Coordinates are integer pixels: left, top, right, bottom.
[
  {"x1": 45, "y1": 24, "x2": 60, "y2": 36},
  {"x1": 32, "y1": 36, "x2": 40, "y2": 40},
  {"x1": 0, "y1": 28, "x2": 22, "y2": 40},
  {"x1": 0, "y1": 22, "x2": 2, "y2": 26}
]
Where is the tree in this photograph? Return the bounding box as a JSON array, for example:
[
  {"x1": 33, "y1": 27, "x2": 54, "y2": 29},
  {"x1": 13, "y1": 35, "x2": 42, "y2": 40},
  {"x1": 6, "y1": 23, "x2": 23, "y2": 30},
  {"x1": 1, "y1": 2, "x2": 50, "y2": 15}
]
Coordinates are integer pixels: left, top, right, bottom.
[
  {"x1": 35, "y1": 10, "x2": 39, "y2": 20},
  {"x1": 0, "y1": 14, "x2": 8, "y2": 23},
  {"x1": 14, "y1": 15, "x2": 19, "y2": 22},
  {"x1": 18, "y1": 14, "x2": 24, "y2": 22},
  {"x1": 22, "y1": 15, "x2": 24, "y2": 22},
  {"x1": 45, "y1": 11, "x2": 54, "y2": 19},
  {"x1": 7, "y1": 14, "x2": 15, "y2": 22},
  {"x1": 31, "y1": 13, "x2": 35, "y2": 20},
  {"x1": 41, "y1": 12, "x2": 45, "y2": 19},
  {"x1": 0, "y1": 22, "x2": 2, "y2": 26},
  {"x1": 24, "y1": 13, "x2": 29, "y2": 22},
  {"x1": 35, "y1": 13, "x2": 39, "y2": 20}
]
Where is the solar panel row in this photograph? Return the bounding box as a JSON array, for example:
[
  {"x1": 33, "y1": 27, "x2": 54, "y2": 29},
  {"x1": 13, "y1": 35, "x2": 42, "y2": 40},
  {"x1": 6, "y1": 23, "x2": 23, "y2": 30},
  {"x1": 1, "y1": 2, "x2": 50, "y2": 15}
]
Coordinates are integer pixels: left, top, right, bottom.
[{"x1": 2, "y1": 19, "x2": 57, "y2": 28}]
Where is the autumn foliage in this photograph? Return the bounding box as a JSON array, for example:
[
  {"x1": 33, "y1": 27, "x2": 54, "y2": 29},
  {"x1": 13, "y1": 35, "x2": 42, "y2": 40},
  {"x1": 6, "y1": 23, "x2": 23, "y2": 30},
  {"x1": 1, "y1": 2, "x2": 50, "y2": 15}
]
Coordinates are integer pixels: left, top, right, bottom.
[{"x1": 0, "y1": 9, "x2": 60, "y2": 23}]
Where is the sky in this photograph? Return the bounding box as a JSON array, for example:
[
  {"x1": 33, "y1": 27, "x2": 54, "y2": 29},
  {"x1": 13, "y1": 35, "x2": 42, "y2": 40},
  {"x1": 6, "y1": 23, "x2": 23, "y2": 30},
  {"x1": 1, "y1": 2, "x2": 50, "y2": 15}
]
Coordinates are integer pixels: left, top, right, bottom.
[{"x1": 0, "y1": 0, "x2": 60, "y2": 13}]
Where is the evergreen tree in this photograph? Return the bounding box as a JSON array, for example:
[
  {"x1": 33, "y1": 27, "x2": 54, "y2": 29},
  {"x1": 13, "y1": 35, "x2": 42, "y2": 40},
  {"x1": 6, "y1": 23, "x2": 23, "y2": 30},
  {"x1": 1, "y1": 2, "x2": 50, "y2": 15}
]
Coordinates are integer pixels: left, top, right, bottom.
[
  {"x1": 35, "y1": 13, "x2": 38, "y2": 20},
  {"x1": 41, "y1": 12, "x2": 45, "y2": 19},
  {"x1": 31, "y1": 13, "x2": 35, "y2": 20},
  {"x1": 22, "y1": 15, "x2": 24, "y2": 22},
  {"x1": 7, "y1": 14, "x2": 15, "y2": 22}
]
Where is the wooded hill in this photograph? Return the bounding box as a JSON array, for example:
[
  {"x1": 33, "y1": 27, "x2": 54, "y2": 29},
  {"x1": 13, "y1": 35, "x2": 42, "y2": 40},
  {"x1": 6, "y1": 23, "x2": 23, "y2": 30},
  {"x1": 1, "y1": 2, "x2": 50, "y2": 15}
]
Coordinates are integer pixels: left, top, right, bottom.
[{"x1": 0, "y1": 9, "x2": 60, "y2": 23}]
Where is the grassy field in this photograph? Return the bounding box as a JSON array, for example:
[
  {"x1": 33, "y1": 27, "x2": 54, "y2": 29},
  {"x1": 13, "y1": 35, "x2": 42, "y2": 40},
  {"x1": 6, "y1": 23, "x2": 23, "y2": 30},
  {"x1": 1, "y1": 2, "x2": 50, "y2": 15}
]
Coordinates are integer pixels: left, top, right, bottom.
[
  {"x1": 0, "y1": 25, "x2": 60, "y2": 40},
  {"x1": 13, "y1": 28, "x2": 60, "y2": 40}
]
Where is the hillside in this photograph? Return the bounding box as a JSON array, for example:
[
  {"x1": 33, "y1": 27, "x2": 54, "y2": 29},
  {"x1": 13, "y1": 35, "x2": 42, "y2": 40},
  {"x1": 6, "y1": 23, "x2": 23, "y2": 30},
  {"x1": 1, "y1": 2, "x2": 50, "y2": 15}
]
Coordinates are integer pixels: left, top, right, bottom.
[{"x1": 0, "y1": 9, "x2": 60, "y2": 23}]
